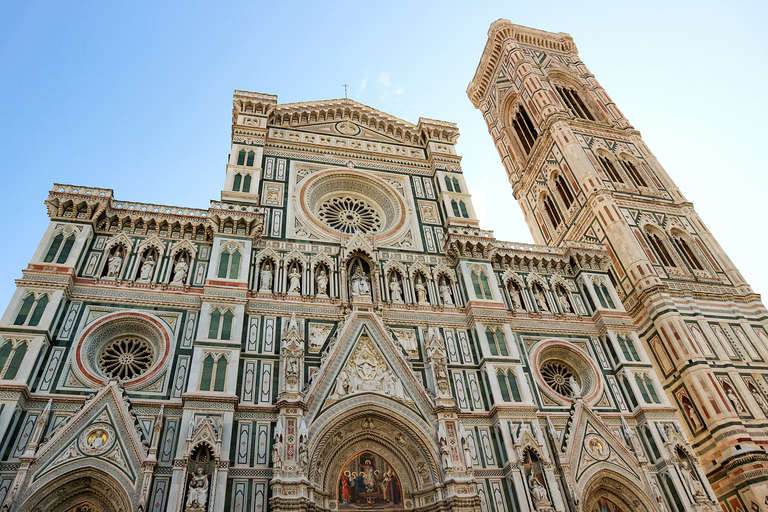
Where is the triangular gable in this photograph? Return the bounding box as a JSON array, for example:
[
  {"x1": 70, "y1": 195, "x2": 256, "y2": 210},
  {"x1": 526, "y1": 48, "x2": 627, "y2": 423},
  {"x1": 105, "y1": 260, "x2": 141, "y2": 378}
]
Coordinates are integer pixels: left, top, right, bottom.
[
  {"x1": 29, "y1": 381, "x2": 147, "y2": 487},
  {"x1": 561, "y1": 402, "x2": 641, "y2": 486},
  {"x1": 304, "y1": 312, "x2": 435, "y2": 423}
]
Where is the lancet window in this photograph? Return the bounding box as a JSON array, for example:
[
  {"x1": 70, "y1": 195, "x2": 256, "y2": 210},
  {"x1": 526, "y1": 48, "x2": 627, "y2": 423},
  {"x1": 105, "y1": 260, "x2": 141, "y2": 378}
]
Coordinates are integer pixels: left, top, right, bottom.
[
  {"x1": 471, "y1": 270, "x2": 493, "y2": 300},
  {"x1": 485, "y1": 327, "x2": 509, "y2": 357},
  {"x1": 496, "y1": 369, "x2": 522, "y2": 402},
  {"x1": 542, "y1": 194, "x2": 561, "y2": 229},
  {"x1": 616, "y1": 334, "x2": 639, "y2": 361},
  {"x1": 509, "y1": 105, "x2": 538, "y2": 155},
  {"x1": 621, "y1": 158, "x2": 648, "y2": 187},
  {"x1": 672, "y1": 234, "x2": 704, "y2": 271},
  {"x1": 14, "y1": 293, "x2": 48, "y2": 327},
  {"x1": 208, "y1": 308, "x2": 234, "y2": 340},
  {"x1": 554, "y1": 173, "x2": 575, "y2": 209},
  {"x1": 44, "y1": 232, "x2": 76, "y2": 263},
  {"x1": 635, "y1": 373, "x2": 661, "y2": 404},
  {"x1": 555, "y1": 85, "x2": 596, "y2": 121},
  {"x1": 217, "y1": 247, "x2": 241, "y2": 279},
  {"x1": 592, "y1": 279, "x2": 615, "y2": 309},
  {"x1": 232, "y1": 173, "x2": 252, "y2": 193},
  {"x1": 200, "y1": 353, "x2": 228, "y2": 392},
  {"x1": 0, "y1": 340, "x2": 28, "y2": 380},
  {"x1": 237, "y1": 149, "x2": 256, "y2": 167},
  {"x1": 598, "y1": 155, "x2": 624, "y2": 183},
  {"x1": 646, "y1": 231, "x2": 676, "y2": 267}
]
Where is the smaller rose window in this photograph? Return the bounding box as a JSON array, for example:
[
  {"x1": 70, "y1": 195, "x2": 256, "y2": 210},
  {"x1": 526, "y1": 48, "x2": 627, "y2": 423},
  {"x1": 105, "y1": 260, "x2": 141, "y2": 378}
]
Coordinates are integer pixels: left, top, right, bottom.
[
  {"x1": 98, "y1": 336, "x2": 154, "y2": 380},
  {"x1": 317, "y1": 197, "x2": 382, "y2": 234},
  {"x1": 541, "y1": 360, "x2": 579, "y2": 396}
]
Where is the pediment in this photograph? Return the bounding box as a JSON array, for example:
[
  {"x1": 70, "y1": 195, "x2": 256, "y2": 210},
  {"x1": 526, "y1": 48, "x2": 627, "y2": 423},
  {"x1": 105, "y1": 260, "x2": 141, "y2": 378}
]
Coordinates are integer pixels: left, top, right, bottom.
[
  {"x1": 29, "y1": 381, "x2": 147, "y2": 486},
  {"x1": 275, "y1": 121, "x2": 407, "y2": 145},
  {"x1": 304, "y1": 312, "x2": 434, "y2": 422}
]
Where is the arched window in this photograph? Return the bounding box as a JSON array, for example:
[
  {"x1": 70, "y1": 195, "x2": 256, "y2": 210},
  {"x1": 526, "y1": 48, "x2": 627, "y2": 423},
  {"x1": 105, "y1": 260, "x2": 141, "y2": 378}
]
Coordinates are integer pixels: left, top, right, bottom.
[
  {"x1": 14, "y1": 294, "x2": 35, "y2": 325},
  {"x1": 643, "y1": 426, "x2": 661, "y2": 460},
  {"x1": 4, "y1": 343, "x2": 27, "y2": 380},
  {"x1": 554, "y1": 174, "x2": 575, "y2": 209},
  {"x1": 617, "y1": 335, "x2": 639, "y2": 361},
  {"x1": 485, "y1": 328, "x2": 499, "y2": 356},
  {"x1": 444, "y1": 176, "x2": 453, "y2": 192},
  {"x1": 510, "y1": 105, "x2": 538, "y2": 155},
  {"x1": 44, "y1": 234, "x2": 63, "y2": 262},
  {"x1": 542, "y1": 194, "x2": 561, "y2": 228},
  {"x1": 452, "y1": 177, "x2": 461, "y2": 193},
  {"x1": 0, "y1": 343, "x2": 12, "y2": 375},
  {"x1": 496, "y1": 328, "x2": 508, "y2": 356},
  {"x1": 214, "y1": 356, "x2": 228, "y2": 391},
  {"x1": 555, "y1": 85, "x2": 595, "y2": 121},
  {"x1": 459, "y1": 201, "x2": 469, "y2": 218},
  {"x1": 621, "y1": 159, "x2": 648, "y2": 187},
  {"x1": 221, "y1": 310, "x2": 234, "y2": 340},
  {"x1": 479, "y1": 273, "x2": 492, "y2": 299},
  {"x1": 242, "y1": 174, "x2": 252, "y2": 193},
  {"x1": 646, "y1": 232, "x2": 676, "y2": 267},
  {"x1": 237, "y1": 149, "x2": 246, "y2": 166},
  {"x1": 14, "y1": 293, "x2": 48, "y2": 327},
  {"x1": 208, "y1": 308, "x2": 234, "y2": 340},
  {"x1": 28, "y1": 295, "x2": 48, "y2": 327},
  {"x1": 200, "y1": 354, "x2": 215, "y2": 391},
  {"x1": 208, "y1": 309, "x2": 221, "y2": 339},
  {"x1": 621, "y1": 375, "x2": 638, "y2": 409},
  {"x1": 602, "y1": 336, "x2": 619, "y2": 366},
  {"x1": 635, "y1": 374, "x2": 651, "y2": 403},
  {"x1": 217, "y1": 248, "x2": 241, "y2": 279},
  {"x1": 598, "y1": 156, "x2": 624, "y2": 183},
  {"x1": 233, "y1": 174, "x2": 242, "y2": 192},
  {"x1": 496, "y1": 370, "x2": 522, "y2": 402},
  {"x1": 472, "y1": 272, "x2": 493, "y2": 300},
  {"x1": 507, "y1": 370, "x2": 522, "y2": 401},
  {"x1": 673, "y1": 235, "x2": 704, "y2": 271},
  {"x1": 496, "y1": 370, "x2": 511, "y2": 401},
  {"x1": 246, "y1": 150, "x2": 255, "y2": 167},
  {"x1": 44, "y1": 232, "x2": 77, "y2": 264},
  {"x1": 592, "y1": 280, "x2": 615, "y2": 309},
  {"x1": 451, "y1": 199, "x2": 460, "y2": 217},
  {"x1": 644, "y1": 374, "x2": 660, "y2": 403}
]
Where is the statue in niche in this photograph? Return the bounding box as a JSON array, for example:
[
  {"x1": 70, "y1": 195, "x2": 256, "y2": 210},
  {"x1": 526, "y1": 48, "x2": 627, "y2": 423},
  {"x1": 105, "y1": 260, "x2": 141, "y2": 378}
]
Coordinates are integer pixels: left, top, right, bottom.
[
  {"x1": 392, "y1": 329, "x2": 418, "y2": 357},
  {"x1": 287, "y1": 265, "x2": 301, "y2": 294},
  {"x1": 723, "y1": 384, "x2": 747, "y2": 415},
  {"x1": 748, "y1": 384, "x2": 768, "y2": 414},
  {"x1": 439, "y1": 278, "x2": 454, "y2": 306},
  {"x1": 106, "y1": 248, "x2": 124, "y2": 278},
  {"x1": 509, "y1": 284, "x2": 523, "y2": 310},
  {"x1": 185, "y1": 467, "x2": 209, "y2": 510},
  {"x1": 171, "y1": 254, "x2": 189, "y2": 285},
  {"x1": 679, "y1": 459, "x2": 707, "y2": 503},
  {"x1": 298, "y1": 439, "x2": 308, "y2": 471},
  {"x1": 260, "y1": 261, "x2": 273, "y2": 292},
  {"x1": 683, "y1": 399, "x2": 702, "y2": 429},
  {"x1": 433, "y1": 357, "x2": 451, "y2": 397},
  {"x1": 461, "y1": 429, "x2": 473, "y2": 470},
  {"x1": 440, "y1": 438, "x2": 451, "y2": 469},
  {"x1": 556, "y1": 287, "x2": 571, "y2": 313},
  {"x1": 569, "y1": 376, "x2": 582, "y2": 399},
  {"x1": 389, "y1": 274, "x2": 403, "y2": 303},
  {"x1": 350, "y1": 264, "x2": 370, "y2": 297},
  {"x1": 528, "y1": 473, "x2": 548, "y2": 505},
  {"x1": 414, "y1": 275, "x2": 428, "y2": 304},
  {"x1": 316, "y1": 268, "x2": 329, "y2": 297},
  {"x1": 272, "y1": 436, "x2": 283, "y2": 470},
  {"x1": 138, "y1": 254, "x2": 155, "y2": 281},
  {"x1": 533, "y1": 287, "x2": 549, "y2": 312}
]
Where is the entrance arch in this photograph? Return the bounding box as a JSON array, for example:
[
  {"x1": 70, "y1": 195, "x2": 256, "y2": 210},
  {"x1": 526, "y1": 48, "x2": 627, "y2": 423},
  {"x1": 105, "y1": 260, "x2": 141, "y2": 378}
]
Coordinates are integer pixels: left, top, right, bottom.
[
  {"x1": 582, "y1": 471, "x2": 654, "y2": 512},
  {"x1": 18, "y1": 467, "x2": 132, "y2": 512}
]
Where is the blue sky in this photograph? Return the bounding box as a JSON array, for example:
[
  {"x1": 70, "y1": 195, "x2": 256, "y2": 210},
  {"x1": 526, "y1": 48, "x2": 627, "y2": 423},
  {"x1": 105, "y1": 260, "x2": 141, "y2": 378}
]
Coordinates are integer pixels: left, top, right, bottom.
[{"x1": 1, "y1": 1, "x2": 766, "y2": 308}]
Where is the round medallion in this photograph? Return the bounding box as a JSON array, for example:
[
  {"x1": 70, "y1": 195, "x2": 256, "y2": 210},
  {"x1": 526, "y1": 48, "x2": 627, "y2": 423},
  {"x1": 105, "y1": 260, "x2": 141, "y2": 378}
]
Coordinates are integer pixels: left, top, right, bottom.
[
  {"x1": 530, "y1": 339, "x2": 603, "y2": 405},
  {"x1": 585, "y1": 434, "x2": 609, "y2": 460},
  {"x1": 336, "y1": 121, "x2": 360, "y2": 135},
  {"x1": 317, "y1": 197, "x2": 382, "y2": 234},
  {"x1": 78, "y1": 423, "x2": 116, "y2": 455},
  {"x1": 98, "y1": 336, "x2": 154, "y2": 380}
]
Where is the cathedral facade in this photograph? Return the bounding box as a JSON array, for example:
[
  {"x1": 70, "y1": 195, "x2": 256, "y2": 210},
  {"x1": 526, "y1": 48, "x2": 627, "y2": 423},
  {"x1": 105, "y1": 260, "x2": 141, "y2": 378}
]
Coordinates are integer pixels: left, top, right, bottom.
[{"x1": 0, "y1": 19, "x2": 763, "y2": 512}]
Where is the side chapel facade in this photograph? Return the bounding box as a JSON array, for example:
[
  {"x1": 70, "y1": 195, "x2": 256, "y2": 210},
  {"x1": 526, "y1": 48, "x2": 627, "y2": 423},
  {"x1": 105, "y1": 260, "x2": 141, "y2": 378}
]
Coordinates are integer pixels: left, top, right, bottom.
[{"x1": 0, "y1": 19, "x2": 764, "y2": 512}]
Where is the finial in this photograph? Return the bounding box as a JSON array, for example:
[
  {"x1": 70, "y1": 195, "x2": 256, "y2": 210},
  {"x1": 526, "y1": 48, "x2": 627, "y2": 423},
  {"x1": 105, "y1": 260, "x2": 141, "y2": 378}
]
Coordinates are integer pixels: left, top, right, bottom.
[{"x1": 342, "y1": 83, "x2": 349, "y2": 98}]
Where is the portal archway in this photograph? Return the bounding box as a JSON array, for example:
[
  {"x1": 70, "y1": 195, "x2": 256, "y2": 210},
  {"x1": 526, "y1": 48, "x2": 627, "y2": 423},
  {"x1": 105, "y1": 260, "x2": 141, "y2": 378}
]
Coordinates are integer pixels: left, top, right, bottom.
[
  {"x1": 581, "y1": 471, "x2": 654, "y2": 512},
  {"x1": 18, "y1": 468, "x2": 132, "y2": 512}
]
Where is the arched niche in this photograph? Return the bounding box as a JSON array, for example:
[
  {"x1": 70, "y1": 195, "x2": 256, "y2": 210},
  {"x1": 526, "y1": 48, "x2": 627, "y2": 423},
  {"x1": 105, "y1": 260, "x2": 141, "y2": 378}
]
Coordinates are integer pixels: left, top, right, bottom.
[
  {"x1": 581, "y1": 471, "x2": 654, "y2": 512},
  {"x1": 18, "y1": 467, "x2": 133, "y2": 512}
]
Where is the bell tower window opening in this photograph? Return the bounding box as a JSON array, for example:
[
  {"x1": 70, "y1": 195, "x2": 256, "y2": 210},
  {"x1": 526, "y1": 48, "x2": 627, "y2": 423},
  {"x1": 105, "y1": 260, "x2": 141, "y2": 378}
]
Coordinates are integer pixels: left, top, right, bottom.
[
  {"x1": 542, "y1": 194, "x2": 561, "y2": 228},
  {"x1": 598, "y1": 156, "x2": 624, "y2": 183},
  {"x1": 452, "y1": 177, "x2": 461, "y2": 193},
  {"x1": 646, "y1": 232, "x2": 676, "y2": 267},
  {"x1": 554, "y1": 174, "x2": 575, "y2": 209},
  {"x1": 621, "y1": 159, "x2": 648, "y2": 187},
  {"x1": 510, "y1": 106, "x2": 538, "y2": 155},
  {"x1": 444, "y1": 176, "x2": 453, "y2": 192},
  {"x1": 555, "y1": 85, "x2": 595, "y2": 121},
  {"x1": 673, "y1": 235, "x2": 704, "y2": 271}
]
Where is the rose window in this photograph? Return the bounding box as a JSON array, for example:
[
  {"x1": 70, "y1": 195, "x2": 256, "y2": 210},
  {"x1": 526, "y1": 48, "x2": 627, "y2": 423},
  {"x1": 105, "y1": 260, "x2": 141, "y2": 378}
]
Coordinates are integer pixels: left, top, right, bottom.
[
  {"x1": 317, "y1": 197, "x2": 382, "y2": 234},
  {"x1": 540, "y1": 361, "x2": 578, "y2": 396},
  {"x1": 98, "y1": 336, "x2": 154, "y2": 380}
]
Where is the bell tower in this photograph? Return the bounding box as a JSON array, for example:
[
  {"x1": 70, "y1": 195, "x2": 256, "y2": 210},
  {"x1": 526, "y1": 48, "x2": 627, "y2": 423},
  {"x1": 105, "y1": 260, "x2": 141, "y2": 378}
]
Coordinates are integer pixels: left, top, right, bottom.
[{"x1": 468, "y1": 19, "x2": 768, "y2": 507}]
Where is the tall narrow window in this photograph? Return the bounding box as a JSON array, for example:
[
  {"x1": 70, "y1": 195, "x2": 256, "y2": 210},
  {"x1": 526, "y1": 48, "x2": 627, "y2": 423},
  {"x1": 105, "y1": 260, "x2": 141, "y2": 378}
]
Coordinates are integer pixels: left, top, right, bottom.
[
  {"x1": 208, "y1": 310, "x2": 221, "y2": 339},
  {"x1": 246, "y1": 150, "x2": 255, "y2": 167},
  {"x1": 471, "y1": 273, "x2": 483, "y2": 298},
  {"x1": 622, "y1": 375, "x2": 638, "y2": 409},
  {"x1": 644, "y1": 426, "x2": 662, "y2": 460},
  {"x1": 486, "y1": 328, "x2": 499, "y2": 356},
  {"x1": 543, "y1": 195, "x2": 561, "y2": 228},
  {"x1": 451, "y1": 200, "x2": 460, "y2": 217},
  {"x1": 452, "y1": 177, "x2": 461, "y2": 193},
  {"x1": 44, "y1": 234, "x2": 63, "y2": 263},
  {"x1": 479, "y1": 273, "x2": 493, "y2": 299},
  {"x1": 214, "y1": 357, "x2": 228, "y2": 392},
  {"x1": 217, "y1": 250, "x2": 230, "y2": 278},
  {"x1": 229, "y1": 251, "x2": 241, "y2": 280},
  {"x1": 4, "y1": 343, "x2": 26, "y2": 380},
  {"x1": 644, "y1": 374, "x2": 660, "y2": 403},
  {"x1": 622, "y1": 159, "x2": 648, "y2": 187},
  {"x1": 647, "y1": 233, "x2": 676, "y2": 267},
  {"x1": 242, "y1": 174, "x2": 252, "y2": 193},
  {"x1": 507, "y1": 370, "x2": 522, "y2": 401},
  {"x1": 237, "y1": 149, "x2": 246, "y2": 166},
  {"x1": 14, "y1": 295, "x2": 35, "y2": 325},
  {"x1": 598, "y1": 156, "x2": 624, "y2": 183},
  {"x1": 200, "y1": 354, "x2": 215, "y2": 391},
  {"x1": 636, "y1": 374, "x2": 651, "y2": 403},
  {"x1": 57, "y1": 235, "x2": 76, "y2": 263},
  {"x1": 28, "y1": 295, "x2": 48, "y2": 327},
  {"x1": 497, "y1": 371, "x2": 511, "y2": 401},
  {"x1": 554, "y1": 174, "x2": 574, "y2": 208},
  {"x1": 0, "y1": 343, "x2": 12, "y2": 375},
  {"x1": 233, "y1": 174, "x2": 242, "y2": 192},
  {"x1": 444, "y1": 176, "x2": 453, "y2": 192},
  {"x1": 674, "y1": 237, "x2": 704, "y2": 271},
  {"x1": 511, "y1": 106, "x2": 538, "y2": 155},
  {"x1": 496, "y1": 328, "x2": 509, "y2": 356},
  {"x1": 221, "y1": 310, "x2": 234, "y2": 340},
  {"x1": 555, "y1": 85, "x2": 595, "y2": 121}
]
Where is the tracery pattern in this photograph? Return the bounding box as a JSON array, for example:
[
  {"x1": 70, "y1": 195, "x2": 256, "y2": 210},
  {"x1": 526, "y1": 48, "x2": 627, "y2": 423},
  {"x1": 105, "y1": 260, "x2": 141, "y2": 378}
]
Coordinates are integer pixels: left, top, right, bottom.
[
  {"x1": 98, "y1": 336, "x2": 154, "y2": 380},
  {"x1": 540, "y1": 360, "x2": 576, "y2": 396},
  {"x1": 318, "y1": 197, "x2": 382, "y2": 234}
]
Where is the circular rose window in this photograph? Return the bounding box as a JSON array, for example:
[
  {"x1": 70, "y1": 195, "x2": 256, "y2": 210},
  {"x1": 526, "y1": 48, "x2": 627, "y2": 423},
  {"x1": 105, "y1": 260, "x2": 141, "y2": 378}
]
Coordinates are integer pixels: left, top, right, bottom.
[
  {"x1": 540, "y1": 360, "x2": 580, "y2": 396},
  {"x1": 98, "y1": 336, "x2": 154, "y2": 380},
  {"x1": 317, "y1": 197, "x2": 382, "y2": 234},
  {"x1": 530, "y1": 340, "x2": 602, "y2": 405}
]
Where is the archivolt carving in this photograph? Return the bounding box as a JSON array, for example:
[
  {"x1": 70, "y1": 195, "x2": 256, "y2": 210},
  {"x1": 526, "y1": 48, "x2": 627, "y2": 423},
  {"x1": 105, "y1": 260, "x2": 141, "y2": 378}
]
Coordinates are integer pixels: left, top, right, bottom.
[{"x1": 581, "y1": 471, "x2": 653, "y2": 512}]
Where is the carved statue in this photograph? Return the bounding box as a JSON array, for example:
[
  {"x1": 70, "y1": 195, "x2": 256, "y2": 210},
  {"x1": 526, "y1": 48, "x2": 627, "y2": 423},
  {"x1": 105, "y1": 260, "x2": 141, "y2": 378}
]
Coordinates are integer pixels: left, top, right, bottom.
[
  {"x1": 106, "y1": 248, "x2": 123, "y2": 278},
  {"x1": 679, "y1": 459, "x2": 707, "y2": 503},
  {"x1": 440, "y1": 439, "x2": 451, "y2": 469},
  {"x1": 171, "y1": 254, "x2": 189, "y2": 285},
  {"x1": 272, "y1": 438, "x2": 283, "y2": 470},
  {"x1": 298, "y1": 439, "x2": 308, "y2": 471},
  {"x1": 724, "y1": 386, "x2": 747, "y2": 415},
  {"x1": 528, "y1": 473, "x2": 549, "y2": 506},
  {"x1": 330, "y1": 369, "x2": 350, "y2": 399},
  {"x1": 185, "y1": 467, "x2": 209, "y2": 509},
  {"x1": 684, "y1": 401, "x2": 702, "y2": 429},
  {"x1": 557, "y1": 289, "x2": 571, "y2": 313},
  {"x1": 568, "y1": 376, "x2": 582, "y2": 398},
  {"x1": 509, "y1": 285, "x2": 522, "y2": 310},
  {"x1": 393, "y1": 329, "x2": 418, "y2": 356},
  {"x1": 288, "y1": 266, "x2": 301, "y2": 294},
  {"x1": 461, "y1": 429, "x2": 473, "y2": 470},
  {"x1": 750, "y1": 386, "x2": 768, "y2": 414},
  {"x1": 260, "y1": 262, "x2": 273, "y2": 292},
  {"x1": 350, "y1": 265, "x2": 370, "y2": 297},
  {"x1": 650, "y1": 480, "x2": 669, "y2": 512},
  {"x1": 533, "y1": 288, "x2": 549, "y2": 312},
  {"x1": 389, "y1": 275, "x2": 403, "y2": 303},
  {"x1": 439, "y1": 279, "x2": 454, "y2": 306},
  {"x1": 138, "y1": 254, "x2": 155, "y2": 281},
  {"x1": 316, "y1": 268, "x2": 329, "y2": 297},
  {"x1": 414, "y1": 275, "x2": 428, "y2": 304}
]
